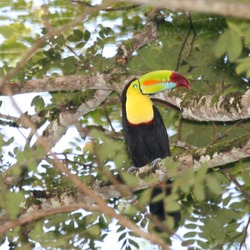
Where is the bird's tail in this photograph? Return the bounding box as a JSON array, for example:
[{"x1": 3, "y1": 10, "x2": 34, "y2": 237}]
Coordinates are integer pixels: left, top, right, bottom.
[{"x1": 149, "y1": 180, "x2": 180, "y2": 230}]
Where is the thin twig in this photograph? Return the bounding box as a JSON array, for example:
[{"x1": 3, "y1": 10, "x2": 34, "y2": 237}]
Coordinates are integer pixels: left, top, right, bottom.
[
  {"x1": 103, "y1": 106, "x2": 115, "y2": 132},
  {"x1": 187, "y1": 14, "x2": 196, "y2": 56},
  {"x1": 104, "y1": 4, "x2": 140, "y2": 11},
  {"x1": 239, "y1": 216, "x2": 250, "y2": 250},
  {"x1": 210, "y1": 119, "x2": 243, "y2": 145},
  {"x1": 175, "y1": 13, "x2": 196, "y2": 71},
  {"x1": 72, "y1": 0, "x2": 94, "y2": 7},
  {"x1": 177, "y1": 114, "x2": 183, "y2": 141},
  {"x1": 223, "y1": 170, "x2": 250, "y2": 201}
]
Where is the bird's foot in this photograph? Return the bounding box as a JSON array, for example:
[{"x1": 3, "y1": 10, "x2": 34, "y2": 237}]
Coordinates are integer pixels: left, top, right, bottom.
[
  {"x1": 127, "y1": 166, "x2": 139, "y2": 173},
  {"x1": 151, "y1": 158, "x2": 161, "y2": 169}
]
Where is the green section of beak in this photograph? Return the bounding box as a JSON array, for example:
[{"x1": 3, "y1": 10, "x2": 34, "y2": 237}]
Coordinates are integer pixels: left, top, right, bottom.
[
  {"x1": 140, "y1": 81, "x2": 177, "y2": 94},
  {"x1": 138, "y1": 70, "x2": 176, "y2": 94}
]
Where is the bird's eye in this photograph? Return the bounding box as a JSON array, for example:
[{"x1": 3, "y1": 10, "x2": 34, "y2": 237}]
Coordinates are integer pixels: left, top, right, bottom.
[{"x1": 133, "y1": 83, "x2": 138, "y2": 88}]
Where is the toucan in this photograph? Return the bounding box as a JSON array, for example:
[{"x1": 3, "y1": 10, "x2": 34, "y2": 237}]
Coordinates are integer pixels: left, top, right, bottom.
[{"x1": 121, "y1": 70, "x2": 190, "y2": 228}]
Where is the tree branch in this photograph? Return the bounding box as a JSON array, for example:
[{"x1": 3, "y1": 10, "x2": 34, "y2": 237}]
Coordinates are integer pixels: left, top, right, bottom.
[
  {"x1": 7, "y1": 132, "x2": 249, "y2": 214},
  {"x1": 3, "y1": 75, "x2": 250, "y2": 122},
  {"x1": 116, "y1": 8, "x2": 160, "y2": 64},
  {"x1": 1, "y1": 74, "x2": 113, "y2": 95},
  {"x1": 155, "y1": 88, "x2": 250, "y2": 121},
  {"x1": 0, "y1": 202, "x2": 169, "y2": 250},
  {"x1": 40, "y1": 88, "x2": 112, "y2": 148},
  {"x1": 132, "y1": 0, "x2": 250, "y2": 20}
]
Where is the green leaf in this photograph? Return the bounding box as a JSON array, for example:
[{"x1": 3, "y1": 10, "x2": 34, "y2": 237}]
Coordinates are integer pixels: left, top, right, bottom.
[
  {"x1": 151, "y1": 191, "x2": 164, "y2": 203},
  {"x1": 175, "y1": 169, "x2": 194, "y2": 194},
  {"x1": 183, "y1": 231, "x2": 197, "y2": 238},
  {"x1": 140, "y1": 217, "x2": 147, "y2": 228},
  {"x1": 244, "y1": 26, "x2": 250, "y2": 49},
  {"x1": 62, "y1": 56, "x2": 77, "y2": 74},
  {"x1": 6, "y1": 136, "x2": 14, "y2": 145},
  {"x1": 222, "y1": 195, "x2": 232, "y2": 207},
  {"x1": 85, "y1": 224, "x2": 101, "y2": 237},
  {"x1": 28, "y1": 220, "x2": 44, "y2": 241},
  {"x1": 230, "y1": 201, "x2": 244, "y2": 210},
  {"x1": 196, "y1": 240, "x2": 210, "y2": 249},
  {"x1": 120, "y1": 172, "x2": 139, "y2": 187},
  {"x1": 242, "y1": 171, "x2": 250, "y2": 185},
  {"x1": 214, "y1": 27, "x2": 242, "y2": 62},
  {"x1": 84, "y1": 30, "x2": 91, "y2": 42},
  {"x1": 118, "y1": 200, "x2": 137, "y2": 216},
  {"x1": 116, "y1": 225, "x2": 125, "y2": 233},
  {"x1": 67, "y1": 34, "x2": 79, "y2": 42},
  {"x1": 206, "y1": 174, "x2": 222, "y2": 194},
  {"x1": 128, "y1": 239, "x2": 139, "y2": 249},
  {"x1": 4, "y1": 191, "x2": 24, "y2": 219},
  {"x1": 185, "y1": 223, "x2": 199, "y2": 229},
  {"x1": 76, "y1": 41, "x2": 87, "y2": 48},
  {"x1": 31, "y1": 95, "x2": 45, "y2": 113},
  {"x1": 73, "y1": 29, "x2": 84, "y2": 40},
  {"x1": 164, "y1": 193, "x2": 180, "y2": 211},
  {"x1": 226, "y1": 28, "x2": 242, "y2": 62},
  {"x1": 194, "y1": 165, "x2": 207, "y2": 183},
  {"x1": 118, "y1": 232, "x2": 126, "y2": 241},
  {"x1": 193, "y1": 183, "x2": 205, "y2": 201},
  {"x1": 85, "y1": 214, "x2": 99, "y2": 225},
  {"x1": 138, "y1": 188, "x2": 151, "y2": 205},
  {"x1": 236, "y1": 57, "x2": 250, "y2": 78}
]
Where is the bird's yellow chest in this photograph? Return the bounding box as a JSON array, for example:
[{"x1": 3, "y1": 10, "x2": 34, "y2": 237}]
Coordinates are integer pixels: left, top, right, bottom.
[{"x1": 126, "y1": 92, "x2": 154, "y2": 125}]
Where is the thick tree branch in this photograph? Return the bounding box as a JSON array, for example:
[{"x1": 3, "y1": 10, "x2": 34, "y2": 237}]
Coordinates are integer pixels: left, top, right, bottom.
[
  {"x1": 1, "y1": 74, "x2": 113, "y2": 95},
  {"x1": 155, "y1": 88, "x2": 250, "y2": 121},
  {"x1": 3, "y1": 75, "x2": 250, "y2": 122},
  {"x1": 132, "y1": 0, "x2": 250, "y2": 20}
]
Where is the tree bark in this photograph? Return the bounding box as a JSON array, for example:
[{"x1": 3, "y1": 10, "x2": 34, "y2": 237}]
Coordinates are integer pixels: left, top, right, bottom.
[{"x1": 132, "y1": 0, "x2": 250, "y2": 19}]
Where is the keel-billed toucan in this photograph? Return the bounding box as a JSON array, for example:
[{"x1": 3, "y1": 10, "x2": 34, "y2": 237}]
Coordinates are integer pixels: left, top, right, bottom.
[{"x1": 121, "y1": 70, "x2": 190, "y2": 226}]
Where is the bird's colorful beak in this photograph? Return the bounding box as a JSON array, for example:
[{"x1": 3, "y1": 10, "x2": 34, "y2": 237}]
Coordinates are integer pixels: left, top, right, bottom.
[{"x1": 138, "y1": 70, "x2": 190, "y2": 94}]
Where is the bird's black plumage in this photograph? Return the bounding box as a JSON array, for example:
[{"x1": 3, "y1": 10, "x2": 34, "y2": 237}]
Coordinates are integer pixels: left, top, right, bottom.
[
  {"x1": 122, "y1": 105, "x2": 170, "y2": 167},
  {"x1": 121, "y1": 79, "x2": 180, "y2": 225}
]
